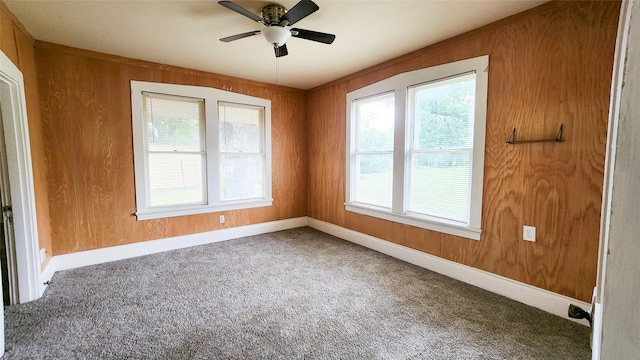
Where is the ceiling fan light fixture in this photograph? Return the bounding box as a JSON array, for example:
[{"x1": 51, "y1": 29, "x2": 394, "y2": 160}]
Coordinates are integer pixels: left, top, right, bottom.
[{"x1": 261, "y1": 26, "x2": 291, "y2": 47}]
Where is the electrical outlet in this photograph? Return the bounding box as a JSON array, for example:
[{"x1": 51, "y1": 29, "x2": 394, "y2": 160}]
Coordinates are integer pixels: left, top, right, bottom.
[
  {"x1": 39, "y1": 248, "x2": 46, "y2": 263},
  {"x1": 219, "y1": 215, "x2": 225, "y2": 223},
  {"x1": 523, "y1": 225, "x2": 536, "y2": 242}
]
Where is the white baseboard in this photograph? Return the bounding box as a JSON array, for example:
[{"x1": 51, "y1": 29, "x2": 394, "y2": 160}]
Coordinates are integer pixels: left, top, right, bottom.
[
  {"x1": 38, "y1": 258, "x2": 56, "y2": 297},
  {"x1": 307, "y1": 218, "x2": 591, "y2": 326},
  {"x1": 52, "y1": 217, "x2": 307, "y2": 272},
  {"x1": 39, "y1": 215, "x2": 590, "y2": 326},
  {"x1": 591, "y1": 292, "x2": 603, "y2": 359}
]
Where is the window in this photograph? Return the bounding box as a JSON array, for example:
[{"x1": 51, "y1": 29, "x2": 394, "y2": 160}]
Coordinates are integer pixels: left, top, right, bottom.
[
  {"x1": 352, "y1": 92, "x2": 395, "y2": 209},
  {"x1": 406, "y1": 73, "x2": 476, "y2": 223},
  {"x1": 218, "y1": 102, "x2": 265, "y2": 201},
  {"x1": 346, "y1": 56, "x2": 488, "y2": 240},
  {"x1": 143, "y1": 93, "x2": 206, "y2": 207},
  {"x1": 131, "y1": 81, "x2": 272, "y2": 220}
]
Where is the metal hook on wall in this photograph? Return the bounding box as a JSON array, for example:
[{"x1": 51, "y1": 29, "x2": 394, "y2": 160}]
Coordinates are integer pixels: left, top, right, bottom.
[{"x1": 506, "y1": 124, "x2": 563, "y2": 144}]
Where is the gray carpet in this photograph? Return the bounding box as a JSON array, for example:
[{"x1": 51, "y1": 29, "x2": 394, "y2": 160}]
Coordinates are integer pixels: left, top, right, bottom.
[{"x1": 3, "y1": 227, "x2": 591, "y2": 359}]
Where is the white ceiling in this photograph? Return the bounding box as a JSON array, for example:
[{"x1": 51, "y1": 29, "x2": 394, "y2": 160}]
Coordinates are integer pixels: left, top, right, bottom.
[{"x1": 4, "y1": 0, "x2": 547, "y2": 90}]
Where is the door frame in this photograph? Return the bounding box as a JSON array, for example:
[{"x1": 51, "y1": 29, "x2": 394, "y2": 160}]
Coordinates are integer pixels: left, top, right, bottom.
[
  {"x1": 0, "y1": 91, "x2": 20, "y2": 305},
  {"x1": 591, "y1": 0, "x2": 633, "y2": 358},
  {"x1": 0, "y1": 51, "x2": 42, "y2": 305}
]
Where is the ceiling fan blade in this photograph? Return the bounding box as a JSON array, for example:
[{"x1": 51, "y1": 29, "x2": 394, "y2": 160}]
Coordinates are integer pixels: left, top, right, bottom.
[
  {"x1": 275, "y1": 44, "x2": 288, "y2": 57},
  {"x1": 219, "y1": 30, "x2": 261, "y2": 42},
  {"x1": 291, "y1": 28, "x2": 335, "y2": 44},
  {"x1": 280, "y1": 0, "x2": 319, "y2": 26},
  {"x1": 218, "y1": 1, "x2": 264, "y2": 24}
]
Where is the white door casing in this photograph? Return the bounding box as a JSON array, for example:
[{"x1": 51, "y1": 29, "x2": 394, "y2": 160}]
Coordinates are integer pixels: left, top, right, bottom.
[
  {"x1": 0, "y1": 102, "x2": 20, "y2": 305},
  {"x1": 593, "y1": 0, "x2": 639, "y2": 359},
  {"x1": 0, "y1": 51, "x2": 42, "y2": 309}
]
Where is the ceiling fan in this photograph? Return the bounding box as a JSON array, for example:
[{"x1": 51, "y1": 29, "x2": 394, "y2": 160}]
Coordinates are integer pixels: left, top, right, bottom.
[{"x1": 218, "y1": 0, "x2": 336, "y2": 57}]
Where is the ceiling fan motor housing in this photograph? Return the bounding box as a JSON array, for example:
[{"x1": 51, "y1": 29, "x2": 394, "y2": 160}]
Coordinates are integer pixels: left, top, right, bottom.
[{"x1": 262, "y1": 4, "x2": 287, "y2": 25}]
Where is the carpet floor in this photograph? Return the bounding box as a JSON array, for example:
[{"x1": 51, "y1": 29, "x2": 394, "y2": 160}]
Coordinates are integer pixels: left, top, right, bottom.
[{"x1": 3, "y1": 227, "x2": 591, "y2": 359}]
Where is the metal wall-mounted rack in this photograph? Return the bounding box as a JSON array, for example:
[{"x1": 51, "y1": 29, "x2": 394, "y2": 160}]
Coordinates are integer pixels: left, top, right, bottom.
[{"x1": 506, "y1": 124, "x2": 563, "y2": 144}]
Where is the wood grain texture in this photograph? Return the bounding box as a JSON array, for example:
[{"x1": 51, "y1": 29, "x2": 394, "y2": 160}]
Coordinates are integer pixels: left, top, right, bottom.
[
  {"x1": 35, "y1": 42, "x2": 308, "y2": 255},
  {"x1": 307, "y1": 0, "x2": 620, "y2": 302},
  {"x1": 306, "y1": 82, "x2": 347, "y2": 226},
  {"x1": 23, "y1": 0, "x2": 619, "y2": 302},
  {"x1": 1, "y1": 4, "x2": 53, "y2": 268},
  {"x1": 509, "y1": 7, "x2": 567, "y2": 295},
  {"x1": 0, "y1": 5, "x2": 18, "y2": 64},
  {"x1": 13, "y1": 26, "x2": 53, "y2": 269},
  {"x1": 559, "y1": 1, "x2": 618, "y2": 301}
]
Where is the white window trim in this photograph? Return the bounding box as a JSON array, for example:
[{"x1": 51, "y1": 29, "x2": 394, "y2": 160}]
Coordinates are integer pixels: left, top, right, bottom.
[
  {"x1": 345, "y1": 55, "x2": 488, "y2": 240},
  {"x1": 131, "y1": 81, "x2": 272, "y2": 220}
]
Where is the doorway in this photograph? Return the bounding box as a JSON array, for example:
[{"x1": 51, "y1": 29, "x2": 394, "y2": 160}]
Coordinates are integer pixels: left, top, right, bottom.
[
  {"x1": 0, "y1": 51, "x2": 43, "y2": 309},
  {"x1": 0, "y1": 107, "x2": 18, "y2": 305}
]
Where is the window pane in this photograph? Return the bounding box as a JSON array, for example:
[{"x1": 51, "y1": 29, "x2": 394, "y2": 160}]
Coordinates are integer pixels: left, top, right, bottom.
[
  {"x1": 148, "y1": 153, "x2": 204, "y2": 207},
  {"x1": 411, "y1": 74, "x2": 475, "y2": 150},
  {"x1": 220, "y1": 154, "x2": 263, "y2": 200},
  {"x1": 407, "y1": 151, "x2": 471, "y2": 222},
  {"x1": 219, "y1": 102, "x2": 263, "y2": 153},
  {"x1": 354, "y1": 154, "x2": 393, "y2": 208},
  {"x1": 355, "y1": 93, "x2": 395, "y2": 152},
  {"x1": 143, "y1": 94, "x2": 203, "y2": 152}
]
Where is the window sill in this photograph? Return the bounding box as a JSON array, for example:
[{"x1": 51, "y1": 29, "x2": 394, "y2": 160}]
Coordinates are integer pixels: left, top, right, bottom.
[
  {"x1": 136, "y1": 199, "x2": 273, "y2": 221},
  {"x1": 345, "y1": 203, "x2": 481, "y2": 240}
]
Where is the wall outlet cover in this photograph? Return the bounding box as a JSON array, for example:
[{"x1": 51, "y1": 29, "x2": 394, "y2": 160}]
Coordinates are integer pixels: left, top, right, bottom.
[{"x1": 523, "y1": 225, "x2": 536, "y2": 242}]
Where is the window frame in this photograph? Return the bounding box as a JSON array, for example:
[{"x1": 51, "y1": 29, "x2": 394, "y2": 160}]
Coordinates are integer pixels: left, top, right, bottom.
[
  {"x1": 131, "y1": 81, "x2": 272, "y2": 220},
  {"x1": 142, "y1": 92, "x2": 207, "y2": 208},
  {"x1": 345, "y1": 56, "x2": 488, "y2": 240},
  {"x1": 352, "y1": 91, "x2": 396, "y2": 210},
  {"x1": 218, "y1": 101, "x2": 267, "y2": 202}
]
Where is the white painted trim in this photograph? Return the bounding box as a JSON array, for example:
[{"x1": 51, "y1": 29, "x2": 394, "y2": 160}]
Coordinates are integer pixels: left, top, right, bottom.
[
  {"x1": 344, "y1": 56, "x2": 488, "y2": 241},
  {"x1": 135, "y1": 199, "x2": 273, "y2": 221},
  {"x1": 307, "y1": 218, "x2": 591, "y2": 325},
  {"x1": 0, "y1": 51, "x2": 42, "y2": 304},
  {"x1": 130, "y1": 80, "x2": 273, "y2": 221},
  {"x1": 39, "y1": 258, "x2": 56, "y2": 296},
  {"x1": 345, "y1": 203, "x2": 481, "y2": 240},
  {"x1": 52, "y1": 217, "x2": 307, "y2": 271},
  {"x1": 591, "y1": 300, "x2": 603, "y2": 356},
  {"x1": 41, "y1": 215, "x2": 590, "y2": 326},
  {"x1": 592, "y1": 1, "x2": 633, "y2": 358}
]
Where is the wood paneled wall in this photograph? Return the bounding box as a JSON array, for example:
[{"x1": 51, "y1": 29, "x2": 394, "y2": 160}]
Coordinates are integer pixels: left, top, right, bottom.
[
  {"x1": 12, "y1": 0, "x2": 619, "y2": 303},
  {"x1": 0, "y1": 2, "x2": 53, "y2": 268},
  {"x1": 307, "y1": 1, "x2": 620, "y2": 302},
  {"x1": 35, "y1": 43, "x2": 308, "y2": 256}
]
